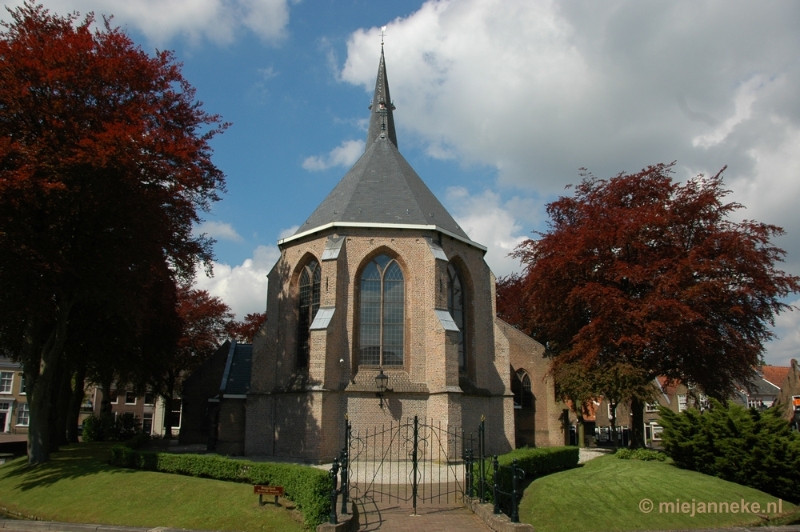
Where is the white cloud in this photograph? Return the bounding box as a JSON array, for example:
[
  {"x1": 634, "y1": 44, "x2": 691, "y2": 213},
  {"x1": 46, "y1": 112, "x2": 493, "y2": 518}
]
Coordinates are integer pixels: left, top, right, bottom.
[
  {"x1": 195, "y1": 220, "x2": 243, "y2": 242},
  {"x1": 445, "y1": 187, "x2": 527, "y2": 278},
  {"x1": 302, "y1": 139, "x2": 365, "y2": 171},
  {"x1": 278, "y1": 225, "x2": 300, "y2": 240},
  {"x1": 2, "y1": 0, "x2": 293, "y2": 46},
  {"x1": 194, "y1": 245, "x2": 279, "y2": 319}
]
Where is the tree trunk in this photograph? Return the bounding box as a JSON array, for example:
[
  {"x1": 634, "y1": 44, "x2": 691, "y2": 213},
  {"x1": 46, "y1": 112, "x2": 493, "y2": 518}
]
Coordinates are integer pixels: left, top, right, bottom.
[
  {"x1": 577, "y1": 418, "x2": 585, "y2": 448},
  {"x1": 26, "y1": 299, "x2": 72, "y2": 465},
  {"x1": 162, "y1": 370, "x2": 176, "y2": 439},
  {"x1": 630, "y1": 395, "x2": 646, "y2": 448},
  {"x1": 609, "y1": 402, "x2": 618, "y2": 448},
  {"x1": 66, "y1": 365, "x2": 87, "y2": 443}
]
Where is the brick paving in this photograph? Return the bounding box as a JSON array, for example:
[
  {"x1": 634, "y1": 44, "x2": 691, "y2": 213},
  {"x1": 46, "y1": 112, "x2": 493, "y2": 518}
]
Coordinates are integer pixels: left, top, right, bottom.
[{"x1": 351, "y1": 500, "x2": 492, "y2": 532}]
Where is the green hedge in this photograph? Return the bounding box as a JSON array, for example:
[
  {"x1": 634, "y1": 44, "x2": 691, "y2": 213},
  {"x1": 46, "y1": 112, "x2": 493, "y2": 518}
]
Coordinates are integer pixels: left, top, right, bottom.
[
  {"x1": 472, "y1": 446, "x2": 579, "y2": 500},
  {"x1": 659, "y1": 400, "x2": 800, "y2": 503},
  {"x1": 110, "y1": 447, "x2": 332, "y2": 527}
]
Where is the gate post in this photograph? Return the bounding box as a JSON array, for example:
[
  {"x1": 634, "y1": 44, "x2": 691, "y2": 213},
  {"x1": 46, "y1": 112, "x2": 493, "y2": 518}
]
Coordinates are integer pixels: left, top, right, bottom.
[
  {"x1": 412, "y1": 415, "x2": 419, "y2": 515},
  {"x1": 479, "y1": 416, "x2": 486, "y2": 503},
  {"x1": 340, "y1": 417, "x2": 350, "y2": 515}
]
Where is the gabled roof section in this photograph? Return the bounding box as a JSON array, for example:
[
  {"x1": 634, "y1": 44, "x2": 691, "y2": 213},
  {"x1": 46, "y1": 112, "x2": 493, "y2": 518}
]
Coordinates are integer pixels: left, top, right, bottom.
[
  {"x1": 283, "y1": 47, "x2": 484, "y2": 252},
  {"x1": 366, "y1": 46, "x2": 397, "y2": 148},
  {"x1": 290, "y1": 139, "x2": 472, "y2": 243}
]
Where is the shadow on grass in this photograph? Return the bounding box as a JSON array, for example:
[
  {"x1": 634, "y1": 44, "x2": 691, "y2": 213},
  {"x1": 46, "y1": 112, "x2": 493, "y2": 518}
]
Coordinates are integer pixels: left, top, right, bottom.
[{"x1": 0, "y1": 443, "x2": 135, "y2": 491}]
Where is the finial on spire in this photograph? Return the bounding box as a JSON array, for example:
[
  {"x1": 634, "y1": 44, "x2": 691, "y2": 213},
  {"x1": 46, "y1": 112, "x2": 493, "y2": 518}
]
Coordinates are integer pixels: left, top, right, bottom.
[{"x1": 381, "y1": 26, "x2": 386, "y2": 46}]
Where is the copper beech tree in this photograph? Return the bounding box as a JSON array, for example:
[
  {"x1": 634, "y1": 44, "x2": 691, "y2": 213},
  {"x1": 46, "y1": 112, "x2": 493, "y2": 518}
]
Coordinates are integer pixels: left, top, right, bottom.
[
  {"x1": 509, "y1": 163, "x2": 799, "y2": 447},
  {"x1": 0, "y1": 3, "x2": 227, "y2": 463}
]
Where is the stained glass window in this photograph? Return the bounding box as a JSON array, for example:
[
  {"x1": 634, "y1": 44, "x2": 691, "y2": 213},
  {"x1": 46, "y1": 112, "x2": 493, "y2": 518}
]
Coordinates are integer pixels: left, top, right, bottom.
[
  {"x1": 297, "y1": 260, "x2": 321, "y2": 368},
  {"x1": 447, "y1": 263, "x2": 466, "y2": 370},
  {"x1": 359, "y1": 255, "x2": 404, "y2": 366}
]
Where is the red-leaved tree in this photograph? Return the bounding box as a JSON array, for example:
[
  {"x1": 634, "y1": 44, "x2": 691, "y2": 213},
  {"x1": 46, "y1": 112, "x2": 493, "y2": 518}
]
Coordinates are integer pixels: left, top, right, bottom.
[
  {"x1": 512, "y1": 163, "x2": 799, "y2": 447},
  {"x1": 0, "y1": 3, "x2": 226, "y2": 463},
  {"x1": 154, "y1": 285, "x2": 233, "y2": 438},
  {"x1": 226, "y1": 312, "x2": 267, "y2": 343}
]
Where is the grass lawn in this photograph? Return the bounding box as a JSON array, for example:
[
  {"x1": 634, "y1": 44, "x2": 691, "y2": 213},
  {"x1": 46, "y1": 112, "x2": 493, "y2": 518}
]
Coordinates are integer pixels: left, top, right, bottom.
[
  {"x1": 0, "y1": 443, "x2": 305, "y2": 532},
  {"x1": 519, "y1": 455, "x2": 799, "y2": 532}
]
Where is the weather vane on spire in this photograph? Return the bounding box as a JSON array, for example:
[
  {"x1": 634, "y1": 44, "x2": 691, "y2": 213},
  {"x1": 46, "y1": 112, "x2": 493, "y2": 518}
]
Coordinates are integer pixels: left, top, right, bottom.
[{"x1": 381, "y1": 26, "x2": 386, "y2": 46}]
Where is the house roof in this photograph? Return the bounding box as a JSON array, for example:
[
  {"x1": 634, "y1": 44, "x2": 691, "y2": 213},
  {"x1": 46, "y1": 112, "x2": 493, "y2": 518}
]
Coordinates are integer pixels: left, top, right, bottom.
[
  {"x1": 281, "y1": 47, "x2": 482, "y2": 252},
  {"x1": 761, "y1": 365, "x2": 790, "y2": 388}
]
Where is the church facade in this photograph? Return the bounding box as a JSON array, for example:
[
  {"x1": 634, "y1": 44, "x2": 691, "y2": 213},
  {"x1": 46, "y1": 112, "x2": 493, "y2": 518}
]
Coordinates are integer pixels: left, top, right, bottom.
[{"x1": 242, "y1": 48, "x2": 565, "y2": 461}]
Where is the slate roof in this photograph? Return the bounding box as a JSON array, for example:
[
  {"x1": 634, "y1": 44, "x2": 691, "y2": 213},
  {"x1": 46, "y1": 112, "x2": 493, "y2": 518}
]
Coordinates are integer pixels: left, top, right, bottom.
[
  {"x1": 284, "y1": 47, "x2": 481, "y2": 250},
  {"x1": 220, "y1": 342, "x2": 252, "y2": 396}
]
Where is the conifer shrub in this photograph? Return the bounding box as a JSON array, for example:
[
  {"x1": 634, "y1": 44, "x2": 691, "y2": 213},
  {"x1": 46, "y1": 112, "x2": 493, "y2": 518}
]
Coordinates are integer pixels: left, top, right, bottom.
[
  {"x1": 110, "y1": 448, "x2": 332, "y2": 527},
  {"x1": 658, "y1": 400, "x2": 800, "y2": 503}
]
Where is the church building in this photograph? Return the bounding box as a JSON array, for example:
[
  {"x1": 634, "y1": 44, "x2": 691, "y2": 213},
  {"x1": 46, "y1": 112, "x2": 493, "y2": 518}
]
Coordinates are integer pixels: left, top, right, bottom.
[{"x1": 238, "y1": 46, "x2": 566, "y2": 461}]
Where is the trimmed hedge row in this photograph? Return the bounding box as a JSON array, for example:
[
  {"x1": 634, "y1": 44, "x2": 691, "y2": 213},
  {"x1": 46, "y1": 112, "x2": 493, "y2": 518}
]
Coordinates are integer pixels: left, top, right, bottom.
[
  {"x1": 473, "y1": 446, "x2": 579, "y2": 499},
  {"x1": 110, "y1": 446, "x2": 331, "y2": 527}
]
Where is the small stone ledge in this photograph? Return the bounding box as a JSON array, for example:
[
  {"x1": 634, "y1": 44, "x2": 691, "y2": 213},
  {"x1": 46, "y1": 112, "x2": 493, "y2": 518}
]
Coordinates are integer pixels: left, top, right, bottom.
[{"x1": 466, "y1": 498, "x2": 534, "y2": 532}]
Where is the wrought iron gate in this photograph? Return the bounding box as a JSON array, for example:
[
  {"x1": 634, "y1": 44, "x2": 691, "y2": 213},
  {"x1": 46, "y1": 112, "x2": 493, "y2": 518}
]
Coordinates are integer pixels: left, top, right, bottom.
[{"x1": 346, "y1": 415, "x2": 465, "y2": 515}]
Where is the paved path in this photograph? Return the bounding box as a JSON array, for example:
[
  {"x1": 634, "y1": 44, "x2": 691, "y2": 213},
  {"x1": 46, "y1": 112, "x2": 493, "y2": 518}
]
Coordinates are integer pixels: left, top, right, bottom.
[{"x1": 351, "y1": 500, "x2": 491, "y2": 532}]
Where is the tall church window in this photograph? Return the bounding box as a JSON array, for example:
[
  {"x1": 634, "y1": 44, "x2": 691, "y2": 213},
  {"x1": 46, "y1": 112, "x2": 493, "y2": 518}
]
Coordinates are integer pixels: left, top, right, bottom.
[
  {"x1": 447, "y1": 263, "x2": 466, "y2": 370},
  {"x1": 360, "y1": 254, "x2": 404, "y2": 366},
  {"x1": 297, "y1": 260, "x2": 321, "y2": 368},
  {"x1": 512, "y1": 369, "x2": 534, "y2": 408}
]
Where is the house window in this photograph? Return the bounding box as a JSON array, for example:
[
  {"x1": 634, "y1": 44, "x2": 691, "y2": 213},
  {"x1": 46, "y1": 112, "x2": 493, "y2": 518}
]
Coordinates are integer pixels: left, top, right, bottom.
[
  {"x1": 447, "y1": 263, "x2": 467, "y2": 370},
  {"x1": 651, "y1": 423, "x2": 664, "y2": 441},
  {"x1": 17, "y1": 403, "x2": 29, "y2": 426},
  {"x1": 512, "y1": 369, "x2": 533, "y2": 408},
  {"x1": 144, "y1": 391, "x2": 155, "y2": 406},
  {"x1": 108, "y1": 389, "x2": 118, "y2": 404},
  {"x1": 297, "y1": 260, "x2": 321, "y2": 368},
  {"x1": 645, "y1": 402, "x2": 660, "y2": 413},
  {"x1": 125, "y1": 391, "x2": 136, "y2": 405},
  {"x1": 608, "y1": 403, "x2": 617, "y2": 419},
  {"x1": 142, "y1": 412, "x2": 153, "y2": 435},
  {"x1": 0, "y1": 372, "x2": 12, "y2": 394},
  {"x1": 19, "y1": 374, "x2": 26, "y2": 395},
  {"x1": 359, "y1": 254, "x2": 404, "y2": 366},
  {"x1": 678, "y1": 394, "x2": 687, "y2": 412}
]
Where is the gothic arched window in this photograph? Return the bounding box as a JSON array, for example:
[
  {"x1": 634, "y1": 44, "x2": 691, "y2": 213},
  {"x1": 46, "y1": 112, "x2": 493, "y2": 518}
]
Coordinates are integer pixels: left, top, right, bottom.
[
  {"x1": 297, "y1": 260, "x2": 321, "y2": 368},
  {"x1": 360, "y1": 254, "x2": 404, "y2": 367},
  {"x1": 447, "y1": 263, "x2": 466, "y2": 370},
  {"x1": 512, "y1": 369, "x2": 534, "y2": 408}
]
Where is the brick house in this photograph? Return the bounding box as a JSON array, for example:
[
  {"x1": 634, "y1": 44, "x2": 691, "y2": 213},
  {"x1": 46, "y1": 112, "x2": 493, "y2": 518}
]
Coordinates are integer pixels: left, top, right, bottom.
[
  {"x1": 0, "y1": 357, "x2": 28, "y2": 434},
  {"x1": 236, "y1": 47, "x2": 562, "y2": 461}
]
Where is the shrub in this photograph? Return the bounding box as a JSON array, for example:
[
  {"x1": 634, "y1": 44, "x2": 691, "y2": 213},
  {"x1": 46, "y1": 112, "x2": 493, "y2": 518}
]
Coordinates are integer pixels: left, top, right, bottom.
[
  {"x1": 472, "y1": 446, "x2": 579, "y2": 502},
  {"x1": 614, "y1": 448, "x2": 666, "y2": 461},
  {"x1": 82, "y1": 413, "x2": 142, "y2": 442},
  {"x1": 659, "y1": 400, "x2": 800, "y2": 503},
  {"x1": 110, "y1": 448, "x2": 332, "y2": 527}
]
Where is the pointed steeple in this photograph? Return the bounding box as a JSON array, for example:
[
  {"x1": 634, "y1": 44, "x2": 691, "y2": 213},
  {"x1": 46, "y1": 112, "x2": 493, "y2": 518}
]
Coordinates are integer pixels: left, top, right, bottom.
[{"x1": 366, "y1": 45, "x2": 397, "y2": 148}]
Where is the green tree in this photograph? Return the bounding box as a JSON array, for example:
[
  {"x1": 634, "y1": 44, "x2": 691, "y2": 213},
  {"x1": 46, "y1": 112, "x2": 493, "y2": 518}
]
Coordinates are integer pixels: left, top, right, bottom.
[
  {"x1": 512, "y1": 163, "x2": 799, "y2": 447},
  {"x1": 0, "y1": 3, "x2": 226, "y2": 463}
]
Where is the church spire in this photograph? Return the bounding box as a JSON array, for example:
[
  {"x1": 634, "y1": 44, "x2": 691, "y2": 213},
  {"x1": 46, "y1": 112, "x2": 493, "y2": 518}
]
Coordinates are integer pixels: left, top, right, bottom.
[{"x1": 366, "y1": 39, "x2": 397, "y2": 149}]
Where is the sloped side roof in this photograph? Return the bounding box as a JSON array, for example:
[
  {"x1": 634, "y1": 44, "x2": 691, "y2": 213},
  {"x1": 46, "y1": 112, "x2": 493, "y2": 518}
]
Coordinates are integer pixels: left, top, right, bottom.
[
  {"x1": 222, "y1": 343, "x2": 252, "y2": 395},
  {"x1": 761, "y1": 365, "x2": 790, "y2": 388},
  {"x1": 290, "y1": 138, "x2": 471, "y2": 242}
]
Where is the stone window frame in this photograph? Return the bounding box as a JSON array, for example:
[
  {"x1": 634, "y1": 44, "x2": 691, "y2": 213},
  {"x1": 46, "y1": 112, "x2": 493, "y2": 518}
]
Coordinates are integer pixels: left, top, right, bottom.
[
  {"x1": 296, "y1": 258, "x2": 322, "y2": 369},
  {"x1": 356, "y1": 250, "x2": 407, "y2": 369},
  {"x1": 16, "y1": 402, "x2": 29, "y2": 427}
]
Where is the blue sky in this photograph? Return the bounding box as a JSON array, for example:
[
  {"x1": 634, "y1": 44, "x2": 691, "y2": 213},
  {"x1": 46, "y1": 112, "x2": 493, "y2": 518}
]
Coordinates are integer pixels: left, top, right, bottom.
[{"x1": 5, "y1": 0, "x2": 800, "y2": 366}]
